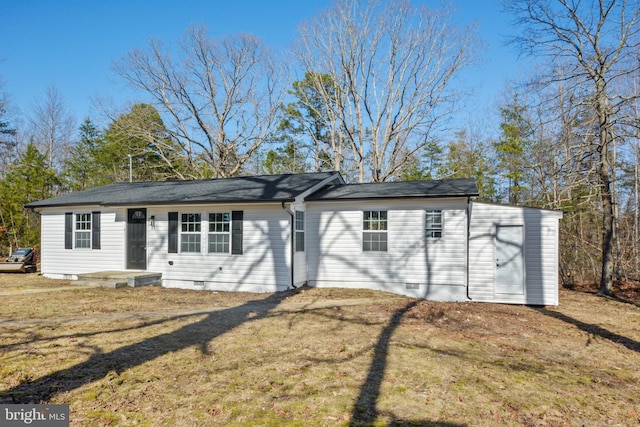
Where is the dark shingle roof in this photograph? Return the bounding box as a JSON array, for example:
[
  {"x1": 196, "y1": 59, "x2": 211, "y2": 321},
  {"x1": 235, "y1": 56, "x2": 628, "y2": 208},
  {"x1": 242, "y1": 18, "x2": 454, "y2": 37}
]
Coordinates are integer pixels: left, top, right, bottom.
[
  {"x1": 306, "y1": 178, "x2": 478, "y2": 201},
  {"x1": 26, "y1": 172, "x2": 342, "y2": 208},
  {"x1": 26, "y1": 173, "x2": 477, "y2": 209}
]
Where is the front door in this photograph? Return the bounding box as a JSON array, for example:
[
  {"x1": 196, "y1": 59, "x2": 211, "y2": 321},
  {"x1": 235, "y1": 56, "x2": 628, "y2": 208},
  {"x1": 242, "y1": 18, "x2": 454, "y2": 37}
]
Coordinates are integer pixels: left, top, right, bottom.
[
  {"x1": 495, "y1": 225, "x2": 524, "y2": 295},
  {"x1": 127, "y1": 208, "x2": 147, "y2": 270}
]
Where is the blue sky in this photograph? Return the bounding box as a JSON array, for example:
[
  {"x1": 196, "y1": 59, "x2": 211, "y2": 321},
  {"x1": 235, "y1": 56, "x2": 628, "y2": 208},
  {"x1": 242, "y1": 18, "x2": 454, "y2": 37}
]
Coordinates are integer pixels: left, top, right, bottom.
[{"x1": 1, "y1": 0, "x2": 525, "y2": 131}]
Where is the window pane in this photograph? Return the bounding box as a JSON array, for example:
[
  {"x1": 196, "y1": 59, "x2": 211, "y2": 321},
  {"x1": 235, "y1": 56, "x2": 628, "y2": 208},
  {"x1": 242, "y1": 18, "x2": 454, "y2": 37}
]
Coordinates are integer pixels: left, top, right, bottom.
[
  {"x1": 363, "y1": 231, "x2": 387, "y2": 252},
  {"x1": 209, "y1": 212, "x2": 230, "y2": 233},
  {"x1": 295, "y1": 211, "x2": 304, "y2": 231},
  {"x1": 181, "y1": 234, "x2": 201, "y2": 253},
  {"x1": 75, "y1": 231, "x2": 91, "y2": 248},
  {"x1": 208, "y1": 233, "x2": 230, "y2": 253},
  {"x1": 295, "y1": 231, "x2": 305, "y2": 252},
  {"x1": 363, "y1": 210, "x2": 387, "y2": 231},
  {"x1": 181, "y1": 213, "x2": 201, "y2": 232},
  {"x1": 75, "y1": 213, "x2": 91, "y2": 230}
]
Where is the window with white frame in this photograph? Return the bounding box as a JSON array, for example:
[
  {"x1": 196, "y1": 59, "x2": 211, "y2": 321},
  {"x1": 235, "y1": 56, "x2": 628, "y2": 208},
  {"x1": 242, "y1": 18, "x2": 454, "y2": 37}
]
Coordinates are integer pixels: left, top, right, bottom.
[
  {"x1": 295, "y1": 211, "x2": 305, "y2": 252},
  {"x1": 180, "y1": 213, "x2": 201, "y2": 253},
  {"x1": 208, "y1": 212, "x2": 230, "y2": 253},
  {"x1": 363, "y1": 210, "x2": 387, "y2": 252},
  {"x1": 75, "y1": 213, "x2": 91, "y2": 248},
  {"x1": 425, "y1": 209, "x2": 443, "y2": 238}
]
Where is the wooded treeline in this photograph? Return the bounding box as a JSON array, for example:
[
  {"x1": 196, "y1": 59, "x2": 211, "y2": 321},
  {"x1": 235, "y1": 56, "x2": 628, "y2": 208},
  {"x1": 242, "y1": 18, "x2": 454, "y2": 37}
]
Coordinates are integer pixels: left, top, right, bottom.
[{"x1": 1, "y1": 0, "x2": 639, "y2": 295}]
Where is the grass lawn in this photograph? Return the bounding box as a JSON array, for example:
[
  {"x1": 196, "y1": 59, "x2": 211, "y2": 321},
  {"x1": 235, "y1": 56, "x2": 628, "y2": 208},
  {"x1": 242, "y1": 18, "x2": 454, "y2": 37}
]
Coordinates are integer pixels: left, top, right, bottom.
[{"x1": 0, "y1": 274, "x2": 639, "y2": 426}]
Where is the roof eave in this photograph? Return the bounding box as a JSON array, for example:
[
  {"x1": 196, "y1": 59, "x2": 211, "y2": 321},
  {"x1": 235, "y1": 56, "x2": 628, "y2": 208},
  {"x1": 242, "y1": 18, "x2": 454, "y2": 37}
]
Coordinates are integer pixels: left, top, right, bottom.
[
  {"x1": 307, "y1": 193, "x2": 479, "y2": 202},
  {"x1": 27, "y1": 197, "x2": 299, "y2": 209},
  {"x1": 100, "y1": 197, "x2": 298, "y2": 207}
]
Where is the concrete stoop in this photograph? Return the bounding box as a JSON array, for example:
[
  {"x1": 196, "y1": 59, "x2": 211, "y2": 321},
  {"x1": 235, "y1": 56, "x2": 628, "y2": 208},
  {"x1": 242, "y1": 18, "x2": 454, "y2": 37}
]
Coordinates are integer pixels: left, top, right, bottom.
[{"x1": 76, "y1": 271, "x2": 162, "y2": 289}]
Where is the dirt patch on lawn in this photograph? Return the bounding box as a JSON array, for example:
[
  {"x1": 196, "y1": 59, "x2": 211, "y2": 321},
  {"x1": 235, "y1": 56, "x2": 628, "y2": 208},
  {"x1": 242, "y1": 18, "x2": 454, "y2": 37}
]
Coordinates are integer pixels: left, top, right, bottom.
[{"x1": 1, "y1": 274, "x2": 639, "y2": 426}]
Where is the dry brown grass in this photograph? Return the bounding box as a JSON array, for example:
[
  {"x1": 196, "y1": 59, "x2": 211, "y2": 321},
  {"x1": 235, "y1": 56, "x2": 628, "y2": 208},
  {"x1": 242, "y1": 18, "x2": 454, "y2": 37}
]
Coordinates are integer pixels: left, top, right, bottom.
[{"x1": 1, "y1": 273, "x2": 639, "y2": 426}]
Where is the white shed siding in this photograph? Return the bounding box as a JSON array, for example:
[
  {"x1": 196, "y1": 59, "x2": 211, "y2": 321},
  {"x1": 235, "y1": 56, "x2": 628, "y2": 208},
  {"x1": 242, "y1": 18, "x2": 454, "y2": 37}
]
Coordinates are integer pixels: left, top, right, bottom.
[
  {"x1": 468, "y1": 202, "x2": 562, "y2": 305},
  {"x1": 306, "y1": 198, "x2": 469, "y2": 301},
  {"x1": 40, "y1": 206, "x2": 125, "y2": 278},
  {"x1": 146, "y1": 203, "x2": 292, "y2": 292}
]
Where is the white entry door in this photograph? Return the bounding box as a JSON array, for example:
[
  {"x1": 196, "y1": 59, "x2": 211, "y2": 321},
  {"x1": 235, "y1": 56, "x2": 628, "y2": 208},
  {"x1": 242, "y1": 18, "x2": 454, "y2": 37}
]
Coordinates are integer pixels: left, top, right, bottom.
[{"x1": 495, "y1": 225, "x2": 524, "y2": 295}]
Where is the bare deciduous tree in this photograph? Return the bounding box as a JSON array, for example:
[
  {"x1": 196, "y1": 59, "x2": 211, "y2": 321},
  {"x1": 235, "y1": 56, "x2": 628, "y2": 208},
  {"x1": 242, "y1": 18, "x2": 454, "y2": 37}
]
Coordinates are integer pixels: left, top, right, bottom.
[
  {"x1": 293, "y1": 0, "x2": 479, "y2": 182},
  {"x1": 28, "y1": 84, "x2": 76, "y2": 170},
  {"x1": 113, "y1": 27, "x2": 286, "y2": 179},
  {"x1": 508, "y1": 0, "x2": 640, "y2": 295}
]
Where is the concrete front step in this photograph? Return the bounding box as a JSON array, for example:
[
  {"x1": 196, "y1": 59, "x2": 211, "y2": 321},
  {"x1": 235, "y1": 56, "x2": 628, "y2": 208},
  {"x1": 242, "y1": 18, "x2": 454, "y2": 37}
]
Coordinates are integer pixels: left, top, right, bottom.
[{"x1": 76, "y1": 271, "x2": 162, "y2": 288}]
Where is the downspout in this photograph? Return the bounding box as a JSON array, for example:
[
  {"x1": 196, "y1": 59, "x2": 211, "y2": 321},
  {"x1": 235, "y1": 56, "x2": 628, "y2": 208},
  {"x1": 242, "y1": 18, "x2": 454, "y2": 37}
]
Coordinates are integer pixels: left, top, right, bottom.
[
  {"x1": 282, "y1": 201, "x2": 297, "y2": 289},
  {"x1": 466, "y1": 197, "x2": 473, "y2": 301}
]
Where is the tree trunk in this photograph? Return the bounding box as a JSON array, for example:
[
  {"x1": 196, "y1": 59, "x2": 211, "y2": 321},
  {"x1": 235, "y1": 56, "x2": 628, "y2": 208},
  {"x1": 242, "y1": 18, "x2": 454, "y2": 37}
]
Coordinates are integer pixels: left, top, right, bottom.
[{"x1": 598, "y1": 162, "x2": 615, "y2": 295}]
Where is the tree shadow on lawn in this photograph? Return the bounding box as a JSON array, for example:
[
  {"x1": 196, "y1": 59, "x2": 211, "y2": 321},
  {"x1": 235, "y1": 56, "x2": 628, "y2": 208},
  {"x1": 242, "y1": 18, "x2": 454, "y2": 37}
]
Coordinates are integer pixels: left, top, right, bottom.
[
  {"x1": 600, "y1": 293, "x2": 640, "y2": 308},
  {"x1": 348, "y1": 300, "x2": 468, "y2": 427},
  {"x1": 5, "y1": 290, "x2": 468, "y2": 425},
  {"x1": 531, "y1": 307, "x2": 640, "y2": 353},
  {"x1": 0, "y1": 316, "x2": 185, "y2": 353},
  {"x1": 3, "y1": 290, "x2": 297, "y2": 403}
]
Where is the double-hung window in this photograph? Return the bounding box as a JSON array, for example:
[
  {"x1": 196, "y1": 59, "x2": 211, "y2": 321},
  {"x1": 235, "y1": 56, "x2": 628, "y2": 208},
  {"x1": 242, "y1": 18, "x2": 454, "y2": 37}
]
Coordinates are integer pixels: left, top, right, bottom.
[
  {"x1": 208, "y1": 212, "x2": 230, "y2": 253},
  {"x1": 75, "y1": 213, "x2": 91, "y2": 248},
  {"x1": 181, "y1": 213, "x2": 201, "y2": 253},
  {"x1": 295, "y1": 211, "x2": 305, "y2": 252},
  {"x1": 425, "y1": 210, "x2": 443, "y2": 238},
  {"x1": 363, "y1": 210, "x2": 387, "y2": 252}
]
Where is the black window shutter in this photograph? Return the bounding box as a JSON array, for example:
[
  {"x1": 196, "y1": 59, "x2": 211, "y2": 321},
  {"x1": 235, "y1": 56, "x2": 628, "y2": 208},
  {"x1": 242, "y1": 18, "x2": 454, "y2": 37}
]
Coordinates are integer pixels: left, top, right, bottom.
[
  {"x1": 92, "y1": 211, "x2": 101, "y2": 249},
  {"x1": 231, "y1": 210, "x2": 243, "y2": 255},
  {"x1": 65, "y1": 212, "x2": 73, "y2": 249},
  {"x1": 168, "y1": 212, "x2": 178, "y2": 253}
]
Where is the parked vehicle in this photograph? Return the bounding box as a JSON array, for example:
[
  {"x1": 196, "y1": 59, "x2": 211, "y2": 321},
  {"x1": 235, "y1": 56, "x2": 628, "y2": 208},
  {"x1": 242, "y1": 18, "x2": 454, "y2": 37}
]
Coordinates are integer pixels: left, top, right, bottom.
[{"x1": 0, "y1": 248, "x2": 37, "y2": 273}]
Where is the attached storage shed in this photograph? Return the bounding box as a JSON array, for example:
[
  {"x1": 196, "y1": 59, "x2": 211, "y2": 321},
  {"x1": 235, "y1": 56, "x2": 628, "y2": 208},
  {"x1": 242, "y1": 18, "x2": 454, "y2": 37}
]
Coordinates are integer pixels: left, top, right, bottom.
[{"x1": 468, "y1": 202, "x2": 563, "y2": 306}]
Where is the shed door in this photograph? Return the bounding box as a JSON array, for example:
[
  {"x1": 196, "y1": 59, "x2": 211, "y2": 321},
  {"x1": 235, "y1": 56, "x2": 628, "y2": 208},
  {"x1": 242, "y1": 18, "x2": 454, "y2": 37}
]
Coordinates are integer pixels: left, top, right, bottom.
[
  {"x1": 495, "y1": 225, "x2": 524, "y2": 295},
  {"x1": 127, "y1": 208, "x2": 147, "y2": 270}
]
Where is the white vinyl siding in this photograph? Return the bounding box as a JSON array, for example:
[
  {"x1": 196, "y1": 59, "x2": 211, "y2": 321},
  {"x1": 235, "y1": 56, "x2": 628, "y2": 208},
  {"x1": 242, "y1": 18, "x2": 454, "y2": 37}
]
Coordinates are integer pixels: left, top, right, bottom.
[
  {"x1": 306, "y1": 199, "x2": 468, "y2": 301},
  {"x1": 147, "y1": 204, "x2": 292, "y2": 292},
  {"x1": 40, "y1": 208, "x2": 124, "y2": 277},
  {"x1": 40, "y1": 204, "x2": 293, "y2": 292}
]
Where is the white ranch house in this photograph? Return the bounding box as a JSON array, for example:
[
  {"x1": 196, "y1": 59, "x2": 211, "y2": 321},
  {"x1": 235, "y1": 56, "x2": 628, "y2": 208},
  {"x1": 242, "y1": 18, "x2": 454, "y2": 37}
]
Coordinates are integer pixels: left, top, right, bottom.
[{"x1": 26, "y1": 172, "x2": 563, "y2": 305}]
